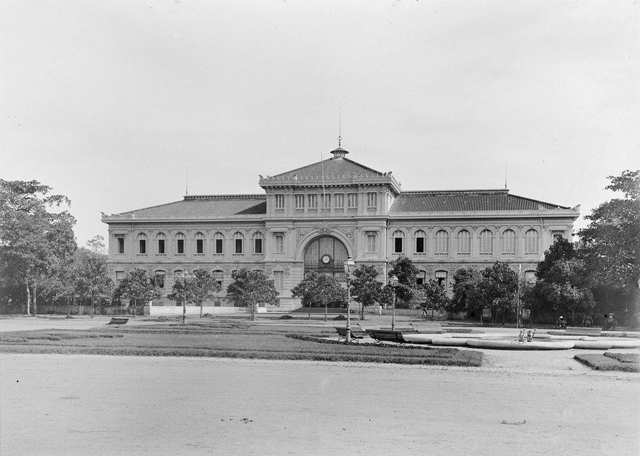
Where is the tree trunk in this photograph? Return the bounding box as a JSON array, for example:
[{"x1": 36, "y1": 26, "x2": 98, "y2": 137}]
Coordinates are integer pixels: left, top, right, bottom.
[
  {"x1": 33, "y1": 281, "x2": 37, "y2": 316},
  {"x1": 25, "y1": 280, "x2": 30, "y2": 315},
  {"x1": 91, "y1": 293, "x2": 95, "y2": 319},
  {"x1": 251, "y1": 303, "x2": 256, "y2": 321}
]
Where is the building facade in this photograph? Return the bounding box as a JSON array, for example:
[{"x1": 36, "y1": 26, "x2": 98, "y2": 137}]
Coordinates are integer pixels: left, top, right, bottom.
[{"x1": 102, "y1": 147, "x2": 580, "y2": 309}]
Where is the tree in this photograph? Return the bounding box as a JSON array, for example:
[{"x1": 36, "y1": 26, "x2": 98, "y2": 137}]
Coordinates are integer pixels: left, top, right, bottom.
[
  {"x1": 578, "y1": 170, "x2": 640, "y2": 317},
  {"x1": 529, "y1": 238, "x2": 595, "y2": 324},
  {"x1": 387, "y1": 256, "x2": 420, "y2": 307},
  {"x1": 481, "y1": 262, "x2": 519, "y2": 324},
  {"x1": 449, "y1": 268, "x2": 483, "y2": 315},
  {"x1": 74, "y1": 247, "x2": 114, "y2": 316},
  {"x1": 114, "y1": 268, "x2": 162, "y2": 313},
  {"x1": 349, "y1": 265, "x2": 385, "y2": 320},
  {"x1": 167, "y1": 268, "x2": 221, "y2": 308},
  {"x1": 227, "y1": 269, "x2": 279, "y2": 321},
  {"x1": 290, "y1": 271, "x2": 346, "y2": 320},
  {"x1": 419, "y1": 279, "x2": 450, "y2": 319},
  {"x1": 0, "y1": 179, "x2": 77, "y2": 315}
]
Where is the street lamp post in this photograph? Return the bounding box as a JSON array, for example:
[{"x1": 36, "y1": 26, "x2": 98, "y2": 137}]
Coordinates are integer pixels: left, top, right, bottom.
[
  {"x1": 343, "y1": 257, "x2": 356, "y2": 344},
  {"x1": 389, "y1": 275, "x2": 399, "y2": 331},
  {"x1": 176, "y1": 271, "x2": 193, "y2": 325}
]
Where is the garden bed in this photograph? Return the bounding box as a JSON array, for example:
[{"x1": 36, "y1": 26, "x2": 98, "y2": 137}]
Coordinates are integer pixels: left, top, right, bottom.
[
  {"x1": 573, "y1": 352, "x2": 640, "y2": 372},
  {"x1": 0, "y1": 323, "x2": 482, "y2": 367}
]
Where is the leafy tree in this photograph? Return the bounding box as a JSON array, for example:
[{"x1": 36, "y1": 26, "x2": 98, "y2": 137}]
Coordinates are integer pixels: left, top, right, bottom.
[
  {"x1": 578, "y1": 170, "x2": 640, "y2": 316},
  {"x1": 529, "y1": 238, "x2": 595, "y2": 324},
  {"x1": 449, "y1": 268, "x2": 483, "y2": 315},
  {"x1": 481, "y1": 262, "x2": 519, "y2": 324},
  {"x1": 114, "y1": 268, "x2": 162, "y2": 312},
  {"x1": 419, "y1": 279, "x2": 450, "y2": 318},
  {"x1": 0, "y1": 179, "x2": 77, "y2": 315},
  {"x1": 350, "y1": 265, "x2": 385, "y2": 320},
  {"x1": 167, "y1": 269, "x2": 221, "y2": 307},
  {"x1": 387, "y1": 256, "x2": 420, "y2": 307},
  {"x1": 74, "y1": 247, "x2": 114, "y2": 315},
  {"x1": 86, "y1": 235, "x2": 107, "y2": 255},
  {"x1": 291, "y1": 271, "x2": 346, "y2": 320},
  {"x1": 227, "y1": 269, "x2": 279, "y2": 320},
  {"x1": 448, "y1": 263, "x2": 517, "y2": 323}
]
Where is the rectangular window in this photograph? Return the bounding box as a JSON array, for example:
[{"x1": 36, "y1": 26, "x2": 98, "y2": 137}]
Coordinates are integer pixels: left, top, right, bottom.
[
  {"x1": 321, "y1": 194, "x2": 331, "y2": 208},
  {"x1": 435, "y1": 270, "x2": 448, "y2": 288},
  {"x1": 275, "y1": 194, "x2": 285, "y2": 209},
  {"x1": 367, "y1": 192, "x2": 377, "y2": 207},
  {"x1": 115, "y1": 271, "x2": 125, "y2": 281},
  {"x1": 347, "y1": 193, "x2": 358, "y2": 209},
  {"x1": 196, "y1": 239, "x2": 204, "y2": 254},
  {"x1": 139, "y1": 239, "x2": 146, "y2": 254},
  {"x1": 308, "y1": 194, "x2": 318, "y2": 208},
  {"x1": 275, "y1": 234, "x2": 284, "y2": 253},
  {"x1": 177, "y1": 239, "x2": 185, "y2": 254},
  {"x1": 335, "y1": 194, "x2": 344, "y2": 208},
  {"x1": 366, "y1": 232, "x2": 377, "y2": 253},
  {"x1": 254, "y1": 238, "x2": 263, "y2": 254},
  {"x1": 117, "y1": 237, "x2": 125, "y2": 254},
  {"x1": 553, "y1": 231, "x2": 564, "y2": 242},
  {"x1": 416, "y1": 237, "x2": 425, "y2": 253},
  {"x1": 416, "y1": 271, "x2": 426, "y2": 286},
  {"x1": 295, "y1": 194, "x2": 305, "y2": 209},
  {"x1": 235, "y1": 239, "x2": 243, "y2": 254},
  {"x1": 274, "y1": 271, "x2": 284, "y2": 291},
  {"x1": 215, "y1": 239, "x2": 223, "y2": 254},
  {"x1": 394, "y1": 237, "x2": 403, "y2": 253},
  {"x1": 158, "y1": 239, "x2": 165, "y2": 254}
]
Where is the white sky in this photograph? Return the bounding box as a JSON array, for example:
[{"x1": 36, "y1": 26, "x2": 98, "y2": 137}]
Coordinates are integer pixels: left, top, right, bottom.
[{"x1": 1, "y1": 0, "x2": 638, "y2": 247}]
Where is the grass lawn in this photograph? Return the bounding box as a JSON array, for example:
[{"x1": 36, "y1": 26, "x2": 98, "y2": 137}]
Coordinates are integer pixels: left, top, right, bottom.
[
  {"x1": 574, "y1": 352, "x2": 640, "y2": 372},
  {"x1": 0, "y1": 320, "x2": 483, "y2": 367}
]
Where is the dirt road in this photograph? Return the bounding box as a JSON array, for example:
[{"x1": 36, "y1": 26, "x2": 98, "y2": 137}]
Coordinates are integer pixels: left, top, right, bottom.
[{"x1": 1, "y1": 354, "x2": 638, "y2": 456}]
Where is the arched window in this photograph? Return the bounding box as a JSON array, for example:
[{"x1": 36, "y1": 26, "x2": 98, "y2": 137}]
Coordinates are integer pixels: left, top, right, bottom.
[
  {"x1": 524, "y1": 229, "x2": 539, "y2": 255},
  {"x1": 456, "y1": 230, "x2": 471, "y2": 257},
  {"x1": 154, "y1": 270, "x2": 166, "y2": 288},
  {"x1": 175, "y1": 232, "x2": 186, "y2": 254},
  {"x1": 213, "y1": 232, "x2": 224, "y2": 255},
  {"x1": 212, "y1": 270, "x2": 224, "y2": 288},
  {"x1": 253, "y1": 232, "x2": 265, "y2": 254},
  {"x1": 393, "y1": 230, "x2": 405, "y2": 253},
  {"x1": 435, "y1": 230, "x2": 449, "y2": 256},
  {"x1": 435, "y1": 270, "x2": 448, "y2": 288},
  {"x1": 414, "y1": 230, "x2": 426, "y2": 254},
  {"x1": 524, "y1": 270, "x2": 536, "y2": 283},
  {"x1": 502, "y1": 229, "x2": 516, "y2": 257},
  {"x1": 479, "y1": 229, "x2": 494, "y2": 256},
  {"x1": 194, "y1": 232, "x2": 205, "y2": 254},
  {"x1": 233, "y1": 232, "x2": 244, "y2": 255},
  {"x1": 156, "y1": 232, "x2": 167, "y2": 254},
  {"x1": 137, "y1": 233, "x2": 148, "y2": 254}
]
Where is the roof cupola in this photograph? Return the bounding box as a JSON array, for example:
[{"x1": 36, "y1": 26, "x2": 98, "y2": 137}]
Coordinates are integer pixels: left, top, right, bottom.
[{"x1": 330, "y1": 147, "x2": 349, "y2": 158}]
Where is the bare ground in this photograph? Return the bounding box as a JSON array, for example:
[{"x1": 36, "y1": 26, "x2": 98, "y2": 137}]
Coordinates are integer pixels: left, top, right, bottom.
[{"x1": 1, "y1": 353, "x2": 638, "y2": 456}]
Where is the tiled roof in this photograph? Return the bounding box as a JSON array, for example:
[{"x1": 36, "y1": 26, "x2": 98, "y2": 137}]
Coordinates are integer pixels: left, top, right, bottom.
[
  {"x1": 261, "y1": 156, "x2": 385, "y2": 182},
  {"x1": 390, "y1": 190, "x2": 570, "y2": 213},
  {"x1": 105, "y1": 195, "x2": 266, "y2": 219}
]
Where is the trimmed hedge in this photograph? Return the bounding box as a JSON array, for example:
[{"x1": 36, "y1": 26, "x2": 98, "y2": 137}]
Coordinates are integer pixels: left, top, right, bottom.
[{"x1": 574, "y1": 353, "x2": 640, "y2": 372}]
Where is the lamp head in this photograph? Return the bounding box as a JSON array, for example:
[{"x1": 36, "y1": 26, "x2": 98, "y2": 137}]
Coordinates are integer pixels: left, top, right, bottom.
[{"x1": 343, "y1": 257, "x2": 356, "y2": 275}]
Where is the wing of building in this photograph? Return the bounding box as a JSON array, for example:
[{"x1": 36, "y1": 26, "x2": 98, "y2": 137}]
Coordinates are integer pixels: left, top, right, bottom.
[{"x1": 102, "y1": 146, "x2": 580, "y2": 310}]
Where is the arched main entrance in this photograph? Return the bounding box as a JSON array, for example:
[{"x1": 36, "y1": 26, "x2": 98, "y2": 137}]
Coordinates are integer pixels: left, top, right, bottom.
[{"x1": 303, "y1": 235, "x2": 348, "y2": 279}]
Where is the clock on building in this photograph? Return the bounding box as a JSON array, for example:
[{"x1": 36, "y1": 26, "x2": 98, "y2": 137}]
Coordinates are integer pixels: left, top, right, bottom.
[{"x1": 321, "y1": 254, "x2": 332, "y2": 264}]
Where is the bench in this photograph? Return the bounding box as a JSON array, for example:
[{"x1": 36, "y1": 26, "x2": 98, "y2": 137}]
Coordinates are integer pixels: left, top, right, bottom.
[
  {"x1": 335, "y1": 326, "x2": 367, "y2": 343},
  {"x1": 107, "y1": 317, "x2": 129, "y2": 325},
  {"x1": 565, "y1": 326, "x2": 602, "y2": 336},
  {"x1": 365, "y1": 329, "x2": 409, "y2": 345}
]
